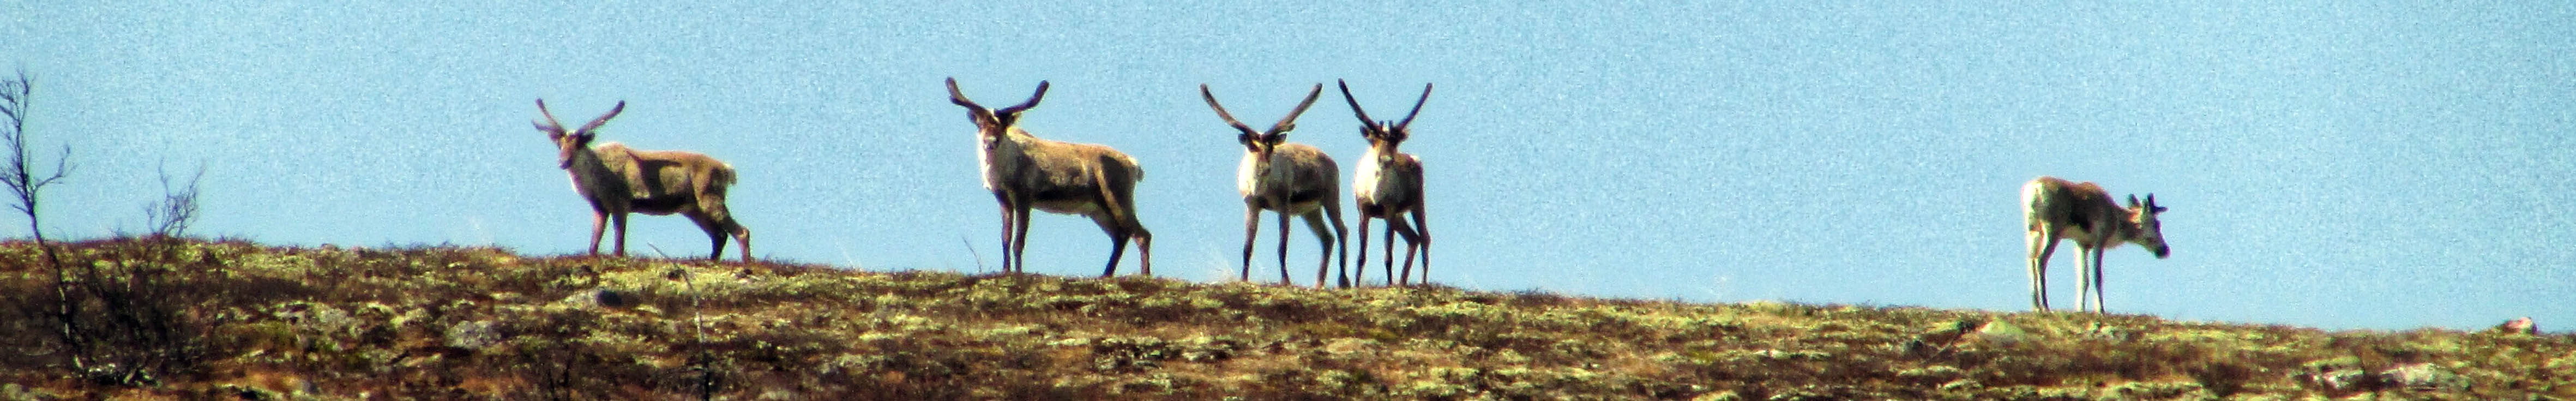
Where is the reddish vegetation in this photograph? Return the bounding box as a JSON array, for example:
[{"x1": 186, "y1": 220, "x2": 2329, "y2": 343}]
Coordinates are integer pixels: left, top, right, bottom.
[{"x1": 1, "y1": 238, "x2": 2569, "y2": 400}]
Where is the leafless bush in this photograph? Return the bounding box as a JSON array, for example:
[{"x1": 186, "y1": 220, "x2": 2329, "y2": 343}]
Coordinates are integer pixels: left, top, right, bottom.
[
  {"x1": 1, "y1": 68, "x2": 90, "y2": 378},
  {"x1": 3, "y1": 69, "x2": 211, "y2": 386},
  {"x1": 0, "y1": 69, "x2": 67, "y2": 253},
  {"x1": 143, "y1": 163, "x2": 202, "y2": 239}
]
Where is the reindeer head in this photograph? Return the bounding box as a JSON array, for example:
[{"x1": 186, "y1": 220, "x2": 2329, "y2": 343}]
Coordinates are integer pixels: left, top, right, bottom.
[
  {"x1": 2126, "y1": 194, "x2": 2171, "y2": 258},
  {"x1": 533, "y1": 99, "x2": 625, "y2": 169},
  {"x1": 1335, "y1": 80, "x2": 1432, "y2": 163},
  {"x1": 1201, "y1": 83, "x2": 1323, "y2": 164},
  {"x1": 947, "y1": 78, "x2": 1048, "y2": 148}
]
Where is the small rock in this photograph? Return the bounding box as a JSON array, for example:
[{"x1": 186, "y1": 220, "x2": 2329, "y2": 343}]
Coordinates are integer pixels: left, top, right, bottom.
[
  {"x1": 2306, "y1": 366, "x2": 2370, "y2": 392},
  {"x1": 2496, "y1": 316, "x2": 2537, "y2": 334},
  {"x1": 444, "y1": 320, "x2": 499, "y2": 350},
  {"x1": 1973, "y1": 320, "x2": 2031, "y2": 345},
  {"x1": 2381, "y1": 363, "x2": 2466, "y2": 391},
  {"x1": 558, "y1": 288, "x2": 627, "y2": 308},
  {"x1": 1690, "y1": 390, "x2": 1741, "y2": 401}
]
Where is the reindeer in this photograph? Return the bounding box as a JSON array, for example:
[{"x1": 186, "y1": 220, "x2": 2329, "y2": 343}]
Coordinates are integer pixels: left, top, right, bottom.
[
  {"x1": 946, "y1": 78, "x2": 1152, "y2": 277},
  {"x1": 2022, "y1": 176, "x2": 2170, "y2": 313},
  {"x1": 533, "y1": 99, "x2": 751, "y2": 262},
  {"x1": 1202, "y1": 83, "x2": 1347, "y2": 288},
  {"x1": 1335, "y1": 80, "x2": 1433, "y2": 286}
]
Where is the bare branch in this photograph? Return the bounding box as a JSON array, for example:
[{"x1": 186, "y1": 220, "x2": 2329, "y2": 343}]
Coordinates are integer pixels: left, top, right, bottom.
[
  {"x1": 2, "y1": 68, "x2": 69, "y2": 234},
  {"x1": 146, "y1": 161, "x2": 205, "y2": 238}
]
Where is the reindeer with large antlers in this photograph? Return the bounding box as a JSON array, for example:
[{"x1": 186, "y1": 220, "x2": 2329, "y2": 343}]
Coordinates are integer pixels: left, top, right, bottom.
[
  {"x1": 947, "y1": 79, "x2": 1152, "y2": 277},
  {"x1": 1202, "y1": 83, "x2": 1347, "y2": 288},
  {"x1": 533, "y1": 99, "x2": 751, "y2": 262},
  {"x1": 1335, "y1": 80, "x2": 1433, "y2": 286},
  {"x1": 2023, "y1": 176, "x2": 2171, "y2": 313}
]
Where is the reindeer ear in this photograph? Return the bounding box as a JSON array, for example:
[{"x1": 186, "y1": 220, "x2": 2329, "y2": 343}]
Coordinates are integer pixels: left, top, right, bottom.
[
  {"x1": 1265, "y1": 132, "x2": 1287, "y2": 146},
  {"x1": 2127, "y1": 194, "x2": 2141, "y2": 207}
]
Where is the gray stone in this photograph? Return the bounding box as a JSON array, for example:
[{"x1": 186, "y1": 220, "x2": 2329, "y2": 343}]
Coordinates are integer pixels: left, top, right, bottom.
[
  {"x1": 558, "y1": 288, "x2": 627, "y2": 308},
  {"x1": 444, "y1": 320, "x2": 499, "y2": 350},
  {"x1": 2381, "y1": 363, "x2": 2466, "y2": 391}
]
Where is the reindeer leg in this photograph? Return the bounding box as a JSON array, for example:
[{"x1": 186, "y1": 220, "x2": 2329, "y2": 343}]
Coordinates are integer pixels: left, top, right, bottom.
[
  {"x1": 1012, "y1": 204, "x2": 1034, "y2": 274},
  {"x1": 1409, "y1": 202, "x2": 1430, "y2": 284},
  {"x1": 1382, "y1": 217, "x2": 1399, "y2": 286},
  {"x1": 1275, "y1": 207, "x2": 1293, "y2": 285},
  {"x1": 2076, "y1": 246, "x2": 2096, "y2": 313},
  {"x1": 1301, "y1": 211, "x2": 1337, "y2": 289},
  {"x1": 2081, "y1": 244, "x2": 2102, "y2": 313},
  {"x1": 730, "y1": 222, "x2": 753, "y2": 263},
  {"x1": 688, "y1": 213, "x2": 726, "y2": 261},
  {"x1": 1353, "y1": 214, "x2": 1373, "y2": 287},
  {"x1": 993, "y1": 192, "x2": 1016, "y2": 273},
  {"x1": 1324, "y1": 197, "x2": 1350, "y2": 289},
  {"x1": 1084, "y1": 160, "x2": 1149, "y2": 278},
  {"x1": 1386, "y1": 216, "x2": 1422, "y2": 286},
  {"x1": 609, "y1": 213, "x2": 631, "y2": 258},
  {"x1": 697, "y1": 171, "x2": 751, "y2": 263},
  {"x1": 2027, "y1": 229, "x2": 2058, "y2": 312},
  {"x1": 1241, "y1": 206, "x2": 1260, "y2": 282},
  {"x1": 1131, "y1": 223, "x2": 1152, "y2": 277},
  {"x1": 1093, "y1": 213, "x2": 1129, "y2": 278},
  {"x1": 587, "y1": 212, "x2": 609, "y2": 256}
]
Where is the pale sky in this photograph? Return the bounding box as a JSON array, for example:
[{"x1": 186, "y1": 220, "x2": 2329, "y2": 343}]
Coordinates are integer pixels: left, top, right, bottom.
[{"x1": 7, "y1": 2, "x2": 2571, "y2": 331}]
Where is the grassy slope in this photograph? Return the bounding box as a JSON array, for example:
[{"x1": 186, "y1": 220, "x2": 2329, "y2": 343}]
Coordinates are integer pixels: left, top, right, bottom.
[{"x1": 1, "y1": 238, "x2": 2569, "y2": 400}]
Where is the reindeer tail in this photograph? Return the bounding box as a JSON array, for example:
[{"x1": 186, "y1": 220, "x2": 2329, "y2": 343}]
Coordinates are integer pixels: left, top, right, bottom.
[{"x1": 711, "y1": 161, "x2": 737, "y2": 189}]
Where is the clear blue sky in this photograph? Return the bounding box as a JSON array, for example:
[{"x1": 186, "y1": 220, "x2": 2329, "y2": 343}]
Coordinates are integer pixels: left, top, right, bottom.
[{"x1": 7, "y1": 2, "x2": 2569, "y2": 332}]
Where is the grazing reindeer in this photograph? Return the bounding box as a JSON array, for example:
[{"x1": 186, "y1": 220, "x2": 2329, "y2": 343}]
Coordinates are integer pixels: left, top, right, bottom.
[
  {"x1": 1335, "y1": 80, "x2": 1433, "y2": 286},
  {"x1": 1202, "y1": 83, "x2": 1347, "y2": 288},
  {"x1": 946, "y1": 78, "x2": 1152, "y2": 277},
  {"x1": 2022, "y1": 176, "x2": 2170, "y2": 313},
  {"x1": 533, "y1": 99, "x2": 752, "y2": 262}
]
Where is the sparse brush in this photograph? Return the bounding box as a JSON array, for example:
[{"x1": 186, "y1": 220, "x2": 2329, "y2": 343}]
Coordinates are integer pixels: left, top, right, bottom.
[{"x1": 0, "y1": 240, "x2": 2570, "y2": 400}]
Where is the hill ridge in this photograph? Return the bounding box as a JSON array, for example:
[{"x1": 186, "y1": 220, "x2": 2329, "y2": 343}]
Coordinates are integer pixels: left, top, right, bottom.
[{"x1": 1, "y1": 238, "x2": 2568, "y2": 400}]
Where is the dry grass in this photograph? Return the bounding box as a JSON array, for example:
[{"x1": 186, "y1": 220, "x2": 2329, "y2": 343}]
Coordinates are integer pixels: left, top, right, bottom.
[{"x1": 0, "y1": 238, "x2": 2569, "y2": 400}]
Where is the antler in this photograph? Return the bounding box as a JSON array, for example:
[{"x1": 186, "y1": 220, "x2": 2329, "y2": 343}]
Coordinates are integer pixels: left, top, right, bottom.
[
  {"x1": 577, "y1": 101, "x2": 625, "y2": 134},
  {"x1": 1269, "y1": 84, "x2": 1324, "y2": 134},
  {"x1": 1395, "y1": 82, "x2": 1433, "y2": 129},
  {"x1": 1200, "y1": 84, "x2": 1261, "y2": 136},
  {"x1": 1336, "y1": 80, "x2": 1378, "y2": 129},
  {"x1": 997, "y1": 81, "x2": 1050, "y2": 116},
  {"x1": 535, "y1": 99, "x2": 565, "y2": 131},
  {"x1": 946, "y1": 77, "x2": 987, "y2": 113}
]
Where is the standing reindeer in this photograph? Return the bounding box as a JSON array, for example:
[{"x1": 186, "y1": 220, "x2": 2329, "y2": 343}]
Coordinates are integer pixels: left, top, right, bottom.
[
  {"x1": 2022, "y1": 176, "x2": 2170, "y2": 313},
  {"x1": 947, "y1": 78, "x2": 1152, "y2": 277},
  {"x1": 533, "y1": 99, "x2": 752, "y2": 262},
  {"x1": 1201, "y1": 83, "x2": 1347, "y2": 288},
  {"x1": 1335, "y1": 80, "x2": 1433, "y2": 286}
]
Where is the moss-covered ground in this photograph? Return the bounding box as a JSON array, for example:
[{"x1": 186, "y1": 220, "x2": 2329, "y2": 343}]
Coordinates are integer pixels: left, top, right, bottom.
[{"x1": 2, "y1": 238, "x2": 2568, "y2": 400}]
